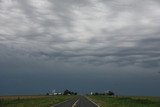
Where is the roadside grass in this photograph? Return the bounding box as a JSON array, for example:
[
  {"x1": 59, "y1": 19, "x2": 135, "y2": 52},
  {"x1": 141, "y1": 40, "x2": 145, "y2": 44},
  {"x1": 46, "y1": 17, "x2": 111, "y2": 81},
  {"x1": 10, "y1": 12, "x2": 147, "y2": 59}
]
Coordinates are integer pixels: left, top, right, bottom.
[
  {"x1": 0, "y1": 95, "x2": 75, "y2": 107},
  {"x1": 89, "y1": 95, "x2": 160, "y2": 107}
]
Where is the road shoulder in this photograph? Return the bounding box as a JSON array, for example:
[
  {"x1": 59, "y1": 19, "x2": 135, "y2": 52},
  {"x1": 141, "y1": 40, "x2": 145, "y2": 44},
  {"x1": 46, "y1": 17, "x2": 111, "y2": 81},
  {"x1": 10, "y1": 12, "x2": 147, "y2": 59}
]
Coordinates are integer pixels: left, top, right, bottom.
[{"x1": 85, "y1": 96, "x2": 100, "y2": 107}]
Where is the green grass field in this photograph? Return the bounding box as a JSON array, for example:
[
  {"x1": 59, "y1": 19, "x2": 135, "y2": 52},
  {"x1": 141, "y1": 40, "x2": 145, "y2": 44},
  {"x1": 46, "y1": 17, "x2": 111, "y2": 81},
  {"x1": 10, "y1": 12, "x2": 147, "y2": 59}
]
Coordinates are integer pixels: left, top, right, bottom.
[
  {"x1": 0, "y1": 95, "x2": 75, "y2": 107},
  {"x1": 89, "y1": 95, "x2": 160, "y2": 107}
]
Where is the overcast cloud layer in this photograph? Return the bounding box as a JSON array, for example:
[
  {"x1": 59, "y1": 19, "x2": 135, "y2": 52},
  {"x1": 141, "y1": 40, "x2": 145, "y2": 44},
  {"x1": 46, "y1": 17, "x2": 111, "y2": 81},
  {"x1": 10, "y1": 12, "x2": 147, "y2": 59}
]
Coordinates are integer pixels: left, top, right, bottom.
[
  {"x1": 0, "y1": 0, "x2": 160, "y2": 95},
  {"x1": 0, "y1": 0, "x2": 160, "y2": 66}
]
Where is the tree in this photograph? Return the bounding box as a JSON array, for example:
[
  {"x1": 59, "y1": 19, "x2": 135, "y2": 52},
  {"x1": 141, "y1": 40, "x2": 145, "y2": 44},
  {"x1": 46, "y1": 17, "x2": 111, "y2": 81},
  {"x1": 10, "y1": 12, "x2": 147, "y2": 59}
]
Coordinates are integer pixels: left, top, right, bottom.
[
  {"x1": 74, "y1": 92, "x2": 77, "y2": 95},
  {"x1": 46, "y1": 93, "x2": 49, "y2": 96},
  {"x1": 63, "y1": 89, "x2": 78, "y2": 95},
  {"x1": 95, "y1": 92, "x2": 99, "y2": 95},
  {"x1": 107, "y1": 91, "x2": 115, "y2": 96},
  {"x1": 63, "y1": 89, "x2": 70, "y2": 95}
]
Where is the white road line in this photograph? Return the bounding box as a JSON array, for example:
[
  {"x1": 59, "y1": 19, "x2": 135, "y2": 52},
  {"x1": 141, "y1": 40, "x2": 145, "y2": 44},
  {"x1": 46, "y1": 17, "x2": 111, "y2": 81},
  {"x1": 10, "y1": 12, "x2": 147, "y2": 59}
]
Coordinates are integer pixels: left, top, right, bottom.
[
  {"x1": 50, "y1": 98, "x2": 72, "y2": 107},
  {"x1": 72, "y1": 98, "x2": 79, "y2": 107},
  {"x1": 85, "y1": 96, "x2": 100, "y2": 107}
]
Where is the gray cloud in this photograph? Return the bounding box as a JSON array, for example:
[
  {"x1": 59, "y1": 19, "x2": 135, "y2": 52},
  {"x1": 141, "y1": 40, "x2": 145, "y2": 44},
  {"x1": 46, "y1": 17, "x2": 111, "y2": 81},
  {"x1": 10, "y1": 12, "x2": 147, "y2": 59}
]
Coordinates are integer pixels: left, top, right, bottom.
[
  {"x1": 0, "y1": 0, "x2": 160, "y2": 67},
  {"x1": 1, "y1": 0, "x2": 160, "y2": 96}
]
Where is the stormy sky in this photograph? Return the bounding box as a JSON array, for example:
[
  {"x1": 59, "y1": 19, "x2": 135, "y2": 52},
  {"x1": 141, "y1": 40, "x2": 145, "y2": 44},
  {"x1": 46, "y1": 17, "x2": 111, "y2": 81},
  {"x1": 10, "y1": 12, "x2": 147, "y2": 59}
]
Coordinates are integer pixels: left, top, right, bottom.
[{"x1": 0, "y1": 0, "x2": 160, "y2": 96}]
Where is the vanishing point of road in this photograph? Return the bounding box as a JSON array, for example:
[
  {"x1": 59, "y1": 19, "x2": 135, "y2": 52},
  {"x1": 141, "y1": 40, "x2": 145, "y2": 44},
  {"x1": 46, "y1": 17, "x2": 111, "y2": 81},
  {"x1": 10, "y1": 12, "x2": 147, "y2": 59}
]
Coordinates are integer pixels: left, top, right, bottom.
[{"x1": 51, "y1": 96, "x2": 99, "y2": 107}]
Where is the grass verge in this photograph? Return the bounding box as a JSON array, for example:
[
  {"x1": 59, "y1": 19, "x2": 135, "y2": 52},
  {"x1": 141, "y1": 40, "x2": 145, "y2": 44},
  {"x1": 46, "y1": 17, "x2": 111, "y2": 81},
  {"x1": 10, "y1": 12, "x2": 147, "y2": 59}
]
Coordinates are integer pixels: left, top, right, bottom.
[
  {"x1": 0, "y1": 95, "x2": 75, "y2": 107},
  {"x1": 89, "y1": 95, "x2": 160, "y2": 107}
]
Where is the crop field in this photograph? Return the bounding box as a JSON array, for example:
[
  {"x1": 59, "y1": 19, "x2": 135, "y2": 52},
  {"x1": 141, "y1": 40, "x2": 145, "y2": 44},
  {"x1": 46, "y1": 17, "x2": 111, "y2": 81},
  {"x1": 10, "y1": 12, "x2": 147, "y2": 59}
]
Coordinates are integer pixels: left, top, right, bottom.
[
  {"x1": 0, "y1": 95, "x2": 75, "y2": 107},
  {"x1": 89, "y1": 95, "x2": 160, "y2": 107}
]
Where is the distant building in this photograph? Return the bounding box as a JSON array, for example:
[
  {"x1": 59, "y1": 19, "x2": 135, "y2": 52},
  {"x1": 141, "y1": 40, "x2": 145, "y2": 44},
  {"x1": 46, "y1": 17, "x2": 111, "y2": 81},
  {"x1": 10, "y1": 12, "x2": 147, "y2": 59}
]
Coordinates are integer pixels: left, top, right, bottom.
[
  {"x1": 46, "y1": 89, "x2": 63, "y2": 96},
  {"x1": 58, "y1": 93, "x2": 62, "y2": 95},
  {"x1": 53, "y1": 92, "x2": 57, "y2": 95},
  {"x1": 105, "y1": 90, "x2": 115, "y2": 96},
  {"x1": 90, "y1": 92, "x2": 93, "y2": 95},
  {"x1": 49, "y1": 93, "x2": 53, "y2": 96}
]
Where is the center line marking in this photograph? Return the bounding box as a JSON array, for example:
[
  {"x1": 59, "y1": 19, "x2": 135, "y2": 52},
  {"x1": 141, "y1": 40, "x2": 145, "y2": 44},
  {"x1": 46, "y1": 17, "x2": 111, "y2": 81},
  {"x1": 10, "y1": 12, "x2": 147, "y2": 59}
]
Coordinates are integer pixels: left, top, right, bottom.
[{"x1": 72, "y1": 98, "x2": 79, "y2": 107}]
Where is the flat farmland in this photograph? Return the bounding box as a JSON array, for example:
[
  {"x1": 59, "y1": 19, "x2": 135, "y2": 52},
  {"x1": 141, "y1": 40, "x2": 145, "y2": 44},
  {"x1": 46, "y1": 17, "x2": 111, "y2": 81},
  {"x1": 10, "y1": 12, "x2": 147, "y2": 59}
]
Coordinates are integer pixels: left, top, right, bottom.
[
  {"x1": 0, "y1": 95, "x2": 75, "y2": 107},
  {"x1": 89, "y1": 95, "x2": 160, "y2": 107}
]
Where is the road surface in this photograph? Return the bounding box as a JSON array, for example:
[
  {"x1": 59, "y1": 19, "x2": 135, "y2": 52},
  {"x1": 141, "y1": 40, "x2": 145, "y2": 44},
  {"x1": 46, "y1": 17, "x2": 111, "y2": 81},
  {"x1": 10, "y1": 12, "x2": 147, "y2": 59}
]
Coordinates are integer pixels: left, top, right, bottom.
[
  {"x1": 52, "y1": 96, "x2": 99, "y2": 107},
  {"x1": 76, "y1": 96, "x2": 98, "y2": 107},
  {"x1": 52, "y1": 97, "x2": 78, "y2": 107}
]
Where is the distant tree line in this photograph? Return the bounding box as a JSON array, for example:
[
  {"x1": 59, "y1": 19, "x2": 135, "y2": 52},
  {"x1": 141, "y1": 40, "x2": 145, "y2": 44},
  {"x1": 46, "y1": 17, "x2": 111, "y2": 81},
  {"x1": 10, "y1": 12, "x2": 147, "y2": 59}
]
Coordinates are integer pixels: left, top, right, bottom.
[
  {"x1": 63, "y1": 89, "x2": 77, "y2": 95},
  {"x1": 91, "y1": 90, "x2": 115, "y2": 96},
  {"x1": 46, "y1": 89, "x2": 77, "y2": 96}
]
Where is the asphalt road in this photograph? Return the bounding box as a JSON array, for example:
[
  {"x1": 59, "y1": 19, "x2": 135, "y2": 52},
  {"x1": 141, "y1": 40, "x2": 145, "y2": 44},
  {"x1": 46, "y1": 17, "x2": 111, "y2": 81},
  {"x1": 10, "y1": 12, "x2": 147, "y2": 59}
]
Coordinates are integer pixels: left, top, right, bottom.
[
  {"x1": 53, "y1": 97, "x2": 78, "y2": 107},
  {"x1": 53, "y1": 96, "x2": 99, "y2": 107},
  {"x1": 76, "y1": 96, "x2": 98, "y2": 107}
]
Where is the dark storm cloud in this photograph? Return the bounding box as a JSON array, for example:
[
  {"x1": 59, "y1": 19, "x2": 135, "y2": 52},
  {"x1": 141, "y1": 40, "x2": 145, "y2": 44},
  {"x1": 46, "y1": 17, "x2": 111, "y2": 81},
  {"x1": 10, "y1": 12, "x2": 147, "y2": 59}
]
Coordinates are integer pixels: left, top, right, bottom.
[
  {"x1": 1, "y1": 0, "x2": 160, "y2": 96},
  {"x1": 33, "y1": 37, "x2": 160, "y2": 67}
]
